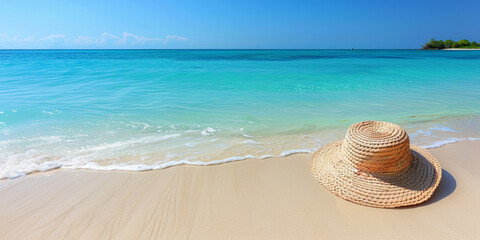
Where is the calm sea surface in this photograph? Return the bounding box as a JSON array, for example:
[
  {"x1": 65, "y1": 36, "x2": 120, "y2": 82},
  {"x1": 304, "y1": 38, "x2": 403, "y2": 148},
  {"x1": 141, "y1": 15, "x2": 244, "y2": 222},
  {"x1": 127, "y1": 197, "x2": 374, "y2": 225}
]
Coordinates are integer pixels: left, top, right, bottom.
[{"x1": 1, "y1": 50, "x2": 480, "y2": 178}]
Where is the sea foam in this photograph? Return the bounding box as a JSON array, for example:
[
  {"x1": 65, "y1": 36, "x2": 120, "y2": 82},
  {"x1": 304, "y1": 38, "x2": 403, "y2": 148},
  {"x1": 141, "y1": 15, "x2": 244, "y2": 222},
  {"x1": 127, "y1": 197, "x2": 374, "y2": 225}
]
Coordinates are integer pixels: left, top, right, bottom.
[
  {"x1": 420, "y1": 137, "x2": 480, "y2": 149},
  {"x1": 2, "y1": 136, "x2": 480, "y2": 180},
  {"x1": 67, "y1": 149, "x2": 318, "y2": 172},
  {"x1": 0, "y1": 147, "x2": 316, "y2": 179}
]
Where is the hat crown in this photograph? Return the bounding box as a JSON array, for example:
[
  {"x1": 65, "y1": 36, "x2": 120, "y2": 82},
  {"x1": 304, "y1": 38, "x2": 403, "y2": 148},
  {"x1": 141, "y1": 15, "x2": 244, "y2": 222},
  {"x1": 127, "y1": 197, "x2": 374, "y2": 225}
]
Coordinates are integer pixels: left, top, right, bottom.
[{"x1": 341, "y1": 121, "x2": 412, "y2": 174}]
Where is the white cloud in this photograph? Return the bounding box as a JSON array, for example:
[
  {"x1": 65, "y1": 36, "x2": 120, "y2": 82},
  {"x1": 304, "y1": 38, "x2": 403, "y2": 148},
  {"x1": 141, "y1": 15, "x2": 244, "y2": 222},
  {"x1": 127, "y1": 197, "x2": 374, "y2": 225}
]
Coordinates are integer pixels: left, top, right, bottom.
[
  {"x1": 22, "y1": 36, "x2": 36, "y2": 42},
  {"x1": 40, "y1": 34, "x2": 65, "y2": 41},
  {"x1": 100, "y1": 32, "x2": 120, "y2": 44},
  {"x1": 0, "y1": 34, "x2": 58, "y2": 43},
  {"x1": 76, "y1": 35, "x2": 100, "y2": 45},
  {"x1": 0, "y1": 32, "x2": 188, "y2": 48},
  {"x1": 0, "y1": 33, "x2": 10, "y2": 41},
  {"x1": 118, "y1": 32, "x2": 137, "y2": 44},
  {"x1": 117, "y1": 32, "x2": 165, "y2": 44},
  {"x1": 0, "y1": 34, "x2": 19, "y2": 42},
  {"x1": 164, "y1": 35, "x2": 188, "y2": 43}
]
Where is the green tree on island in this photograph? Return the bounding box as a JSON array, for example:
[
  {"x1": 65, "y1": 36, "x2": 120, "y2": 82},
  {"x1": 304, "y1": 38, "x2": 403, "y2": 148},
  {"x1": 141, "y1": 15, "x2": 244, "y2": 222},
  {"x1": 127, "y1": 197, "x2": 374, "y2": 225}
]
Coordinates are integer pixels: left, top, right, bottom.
[
  {"x1": 422, "y1": 39, "x2": 445, "y2": 49},
  {"x1": 422, "y1": 38, "x2": 480, "y2": 49},
  {"x1": 444, "y1": 40, "x2": 456, "y2": 48},
  {"x1": 457, "y1": 39, "x2": 470, "y2": 47}
]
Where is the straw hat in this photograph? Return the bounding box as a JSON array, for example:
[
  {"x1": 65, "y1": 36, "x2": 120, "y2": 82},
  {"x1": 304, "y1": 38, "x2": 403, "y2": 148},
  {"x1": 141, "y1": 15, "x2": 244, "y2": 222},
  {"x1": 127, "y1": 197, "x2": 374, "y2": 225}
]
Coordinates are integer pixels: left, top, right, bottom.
[{"x1": 311, "y1": 121, "x2": 442, "y2": 208}]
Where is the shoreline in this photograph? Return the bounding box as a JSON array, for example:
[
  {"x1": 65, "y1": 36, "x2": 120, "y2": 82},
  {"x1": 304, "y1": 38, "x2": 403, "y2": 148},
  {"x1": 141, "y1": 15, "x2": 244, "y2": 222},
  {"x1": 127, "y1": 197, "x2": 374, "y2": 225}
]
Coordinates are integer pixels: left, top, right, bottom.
[
  {"x1": 1, "y1": 140, "x2": 479, "y2": 239},
  {"x1": 2, "y1": 136, "x2": 480, "y2": 182},
  {"x1": 442, "y1": 48, "x2": 480, "y2": 50},
  {"x1": 3, "y1": 114, "x2": 480, "y2": 180}
]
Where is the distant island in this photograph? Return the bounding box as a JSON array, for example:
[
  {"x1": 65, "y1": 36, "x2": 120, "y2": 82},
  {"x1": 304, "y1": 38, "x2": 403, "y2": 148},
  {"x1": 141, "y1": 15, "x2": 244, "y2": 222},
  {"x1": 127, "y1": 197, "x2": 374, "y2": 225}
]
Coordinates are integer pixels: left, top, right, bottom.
[{"x1": 422, "y1": 39, "x2": 480, "y2": 50}]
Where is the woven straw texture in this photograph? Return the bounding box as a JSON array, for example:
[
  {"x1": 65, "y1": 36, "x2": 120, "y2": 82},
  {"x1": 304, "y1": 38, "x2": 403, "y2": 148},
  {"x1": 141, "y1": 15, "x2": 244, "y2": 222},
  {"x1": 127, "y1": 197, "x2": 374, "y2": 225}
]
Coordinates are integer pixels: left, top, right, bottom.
[{"x1": 311, "y1": 121, "x2": 442, "y2": 208}]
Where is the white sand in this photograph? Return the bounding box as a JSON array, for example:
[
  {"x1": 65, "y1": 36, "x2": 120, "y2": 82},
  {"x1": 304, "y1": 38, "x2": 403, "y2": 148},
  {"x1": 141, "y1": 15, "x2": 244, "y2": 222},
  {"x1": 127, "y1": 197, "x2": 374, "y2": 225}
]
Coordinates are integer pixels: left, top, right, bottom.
[
  {"x1": 0, "y1": 141, "x2": 479, "y2": 239},
  {"x1": 442, "y1": 48, "x2": 480, "y2": 50}
]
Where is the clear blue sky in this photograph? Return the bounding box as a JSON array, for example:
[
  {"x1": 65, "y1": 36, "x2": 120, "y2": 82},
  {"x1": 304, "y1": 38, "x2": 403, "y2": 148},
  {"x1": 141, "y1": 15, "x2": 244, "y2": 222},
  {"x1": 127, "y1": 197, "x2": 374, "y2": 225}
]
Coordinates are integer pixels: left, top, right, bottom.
[{"x1": 1, "y1": 0, "x2": 479, "y2": 49}]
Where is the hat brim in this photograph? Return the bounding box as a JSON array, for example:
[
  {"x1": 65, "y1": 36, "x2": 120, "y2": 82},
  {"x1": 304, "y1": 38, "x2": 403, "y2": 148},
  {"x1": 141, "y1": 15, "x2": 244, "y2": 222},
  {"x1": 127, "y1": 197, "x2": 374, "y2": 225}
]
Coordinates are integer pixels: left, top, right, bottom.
[{"x1": 311, "y1": 140, "x2": 442, "y2": 208}]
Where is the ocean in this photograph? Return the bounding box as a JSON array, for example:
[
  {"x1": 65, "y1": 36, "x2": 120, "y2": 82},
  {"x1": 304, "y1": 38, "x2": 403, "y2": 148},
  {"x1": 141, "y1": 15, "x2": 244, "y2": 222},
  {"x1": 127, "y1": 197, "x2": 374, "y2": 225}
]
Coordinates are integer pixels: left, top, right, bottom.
[{"x1": 1, "y1": 49, "x2": 480, "y2": 179}]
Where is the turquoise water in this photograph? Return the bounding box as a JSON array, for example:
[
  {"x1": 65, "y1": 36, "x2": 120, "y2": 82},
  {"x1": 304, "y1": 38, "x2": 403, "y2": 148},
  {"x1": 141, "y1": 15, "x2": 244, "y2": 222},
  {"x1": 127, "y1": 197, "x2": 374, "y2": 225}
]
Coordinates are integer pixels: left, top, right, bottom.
[{"x1": 1, "y1": 50, "x2": 480, "y2": 178}]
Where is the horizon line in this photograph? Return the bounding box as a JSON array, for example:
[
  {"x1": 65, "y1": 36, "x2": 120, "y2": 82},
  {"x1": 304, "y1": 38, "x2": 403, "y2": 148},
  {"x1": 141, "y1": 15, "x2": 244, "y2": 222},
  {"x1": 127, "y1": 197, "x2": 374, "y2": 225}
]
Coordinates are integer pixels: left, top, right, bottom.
[{"x1": 0, "y1": 48, "x2": 421, "y2": 50}]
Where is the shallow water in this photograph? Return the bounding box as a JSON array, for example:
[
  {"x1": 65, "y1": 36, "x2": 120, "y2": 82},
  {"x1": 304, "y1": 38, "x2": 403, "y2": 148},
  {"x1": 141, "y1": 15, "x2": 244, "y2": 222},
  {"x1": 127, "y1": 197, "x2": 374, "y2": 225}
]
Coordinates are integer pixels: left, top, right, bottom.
[{"x1": 1, "y1": 49, "x2": 480, "y2": 179}]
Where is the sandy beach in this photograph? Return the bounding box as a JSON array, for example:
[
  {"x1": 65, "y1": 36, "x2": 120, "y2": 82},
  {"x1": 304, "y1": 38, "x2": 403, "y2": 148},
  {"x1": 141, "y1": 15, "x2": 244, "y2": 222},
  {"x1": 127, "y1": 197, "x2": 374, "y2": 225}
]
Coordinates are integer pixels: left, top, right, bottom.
[
  {"x1": 442, "y1": 48, "x2": 480, "y2": 50},
  {"x1": 0, "y1": 140, "x2": 479, "y2": 239}
]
